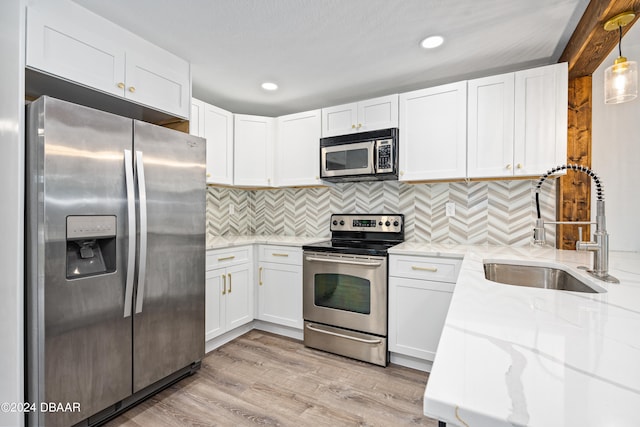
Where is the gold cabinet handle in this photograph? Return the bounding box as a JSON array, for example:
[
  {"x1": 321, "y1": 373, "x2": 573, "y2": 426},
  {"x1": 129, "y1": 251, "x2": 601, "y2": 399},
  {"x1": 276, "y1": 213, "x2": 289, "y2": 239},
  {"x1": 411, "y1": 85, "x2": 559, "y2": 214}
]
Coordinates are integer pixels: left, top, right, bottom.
[
  {"x1": 272, "y1": 253, "x2": 289, "y2": 257},
  {"x1": 128, "y1": 86, "x2": 136, "y2": 93},
  {"x1": 259, "y1": 267, "x2": 263, "y2": 286},
  {"x1": 412, "y1": 266, "x2": 438, "y2": 272},
  {"x1": 517, "y1": 163, "x2": 523, "y2": 169},
  {"x1": 351, "y1": 124, "x2": 356, "y2": 129},
  {"x1": 206, "y1": 173, "x2": 211, "y2": 177},
  {"x1": 228, "y1": 273, "x2": 232, "y2": 293},
  {"x1": 506, "y1": 164, "x2": 512, "y2": 170},
  {"x1": 357, "y1": 123, "x2": 362, "y2": 129},
  {"x1": 400, "y1": 171, "x2": 404, "y2": 176},
  {"x1": 222, "y1": 274, "x2": 226, "y2": 295},
  {"x1": 117, "y1": 82, "x2": 125, "y2": 89},
  {"x1": 218, "y1": 255, "x2": 235, "y2": 262}
]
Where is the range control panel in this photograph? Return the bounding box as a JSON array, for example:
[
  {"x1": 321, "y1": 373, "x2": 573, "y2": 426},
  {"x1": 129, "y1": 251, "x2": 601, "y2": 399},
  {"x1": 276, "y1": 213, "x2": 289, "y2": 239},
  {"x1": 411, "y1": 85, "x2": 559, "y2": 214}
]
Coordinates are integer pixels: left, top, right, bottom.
[{"x1": 330, "y1": 214, "x2": 403, "y2": 233}]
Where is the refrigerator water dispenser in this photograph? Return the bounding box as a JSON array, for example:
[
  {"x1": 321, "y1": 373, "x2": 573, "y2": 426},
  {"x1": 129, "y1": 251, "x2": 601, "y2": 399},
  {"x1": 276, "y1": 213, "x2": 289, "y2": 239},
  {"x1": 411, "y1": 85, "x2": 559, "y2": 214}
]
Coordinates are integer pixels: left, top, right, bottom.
[{"x1": 66, "y1": 215, "x2": 117, "y2": 279}]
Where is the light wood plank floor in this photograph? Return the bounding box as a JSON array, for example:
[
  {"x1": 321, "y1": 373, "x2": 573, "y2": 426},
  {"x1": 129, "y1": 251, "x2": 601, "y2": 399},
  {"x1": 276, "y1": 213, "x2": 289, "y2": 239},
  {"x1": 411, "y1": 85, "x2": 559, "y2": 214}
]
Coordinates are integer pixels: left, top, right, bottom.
[{"x1": 104, "y1": 330, "x2": 439, "y2": 426}]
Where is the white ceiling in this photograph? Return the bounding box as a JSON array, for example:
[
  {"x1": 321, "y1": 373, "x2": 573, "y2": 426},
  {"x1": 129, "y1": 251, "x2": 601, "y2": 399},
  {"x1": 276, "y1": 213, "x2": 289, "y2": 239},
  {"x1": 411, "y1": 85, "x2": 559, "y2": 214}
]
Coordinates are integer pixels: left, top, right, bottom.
[{"x1": 73, "y1": 0, "x2": 589, "y2": 116}]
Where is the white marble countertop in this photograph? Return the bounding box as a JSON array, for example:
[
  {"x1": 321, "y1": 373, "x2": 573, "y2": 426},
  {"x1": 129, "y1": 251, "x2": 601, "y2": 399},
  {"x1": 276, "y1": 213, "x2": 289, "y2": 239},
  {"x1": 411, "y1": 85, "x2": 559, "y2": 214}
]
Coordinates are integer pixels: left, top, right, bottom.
[
  {"x1": 206, "y1": 235, "x2": 328, "y2": 250},
  {"x1": 390, "y1": 242, "x2": 640, "y2": 427}
]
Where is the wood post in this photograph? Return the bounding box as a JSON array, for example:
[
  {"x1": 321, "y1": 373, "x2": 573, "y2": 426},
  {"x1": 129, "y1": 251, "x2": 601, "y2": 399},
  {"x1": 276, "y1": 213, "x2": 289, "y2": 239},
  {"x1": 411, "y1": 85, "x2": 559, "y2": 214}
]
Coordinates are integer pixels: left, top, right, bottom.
[{"x1": 558, "y1": 77, "x2": 592, "y2": 249}]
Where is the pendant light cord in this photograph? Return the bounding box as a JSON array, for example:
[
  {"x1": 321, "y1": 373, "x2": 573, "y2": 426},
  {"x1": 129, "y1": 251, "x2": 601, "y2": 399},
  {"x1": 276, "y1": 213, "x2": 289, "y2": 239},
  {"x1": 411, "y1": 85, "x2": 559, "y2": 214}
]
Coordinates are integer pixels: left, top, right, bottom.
[{"x1": 619, "y1": 25, "x2": 623, "y2": 57}]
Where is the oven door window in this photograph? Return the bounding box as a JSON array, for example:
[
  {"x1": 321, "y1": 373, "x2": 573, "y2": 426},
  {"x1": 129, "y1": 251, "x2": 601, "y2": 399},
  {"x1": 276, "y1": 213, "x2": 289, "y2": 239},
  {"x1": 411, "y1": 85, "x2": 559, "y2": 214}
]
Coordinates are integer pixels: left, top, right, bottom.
[
  {"x1": 325, "y1": 148, "x2": 369, "y2": 171},
  {"x1": 313, "y1": 273, "x2": 370, "y2": 315}
]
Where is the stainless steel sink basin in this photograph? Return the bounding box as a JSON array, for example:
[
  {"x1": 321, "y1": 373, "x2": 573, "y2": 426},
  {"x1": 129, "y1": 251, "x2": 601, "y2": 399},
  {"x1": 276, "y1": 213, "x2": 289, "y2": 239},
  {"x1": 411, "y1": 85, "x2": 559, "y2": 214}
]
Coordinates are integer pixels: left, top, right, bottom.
[{"x1": 483, "y1": 261, "x2": 604, "y2": 293}]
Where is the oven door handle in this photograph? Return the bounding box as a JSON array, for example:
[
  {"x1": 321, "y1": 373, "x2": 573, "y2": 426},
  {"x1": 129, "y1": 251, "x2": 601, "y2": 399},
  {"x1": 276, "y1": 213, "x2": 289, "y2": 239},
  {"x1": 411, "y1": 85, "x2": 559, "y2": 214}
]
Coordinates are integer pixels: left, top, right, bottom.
[
  {"x1": 304, "y1": 256, "x2": 383, "y2": 267},
  {"x1": 306, "y1": 323, "x2": 382, "y2": 345}
]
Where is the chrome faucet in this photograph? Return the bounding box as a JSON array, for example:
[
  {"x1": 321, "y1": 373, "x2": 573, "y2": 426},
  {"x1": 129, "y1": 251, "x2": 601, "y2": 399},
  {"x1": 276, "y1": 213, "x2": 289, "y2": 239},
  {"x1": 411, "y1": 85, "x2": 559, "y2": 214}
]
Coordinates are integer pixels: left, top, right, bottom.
[{"x1": 533, "y1": 164, "x2": 619, "y2": 284}]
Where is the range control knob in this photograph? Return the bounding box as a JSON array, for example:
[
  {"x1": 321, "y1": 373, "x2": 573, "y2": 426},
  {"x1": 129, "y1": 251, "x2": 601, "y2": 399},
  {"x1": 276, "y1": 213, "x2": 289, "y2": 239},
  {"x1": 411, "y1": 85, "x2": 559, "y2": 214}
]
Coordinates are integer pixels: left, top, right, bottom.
[
  {"x1": 393, "y1": 221, "x2": 399, "y2": 227},
  {"x1": 378, "y1": 221, "x2": 383, "y2": 226},
  {"x1": 339, "y1": 220, "x2": 345, "y2": 226},
  {"x1": 385, "y1": 221, "x2": 391, "y2": 226},
  {"x1": 332, "y1": 220, "x2": 338, "y2": 226}
]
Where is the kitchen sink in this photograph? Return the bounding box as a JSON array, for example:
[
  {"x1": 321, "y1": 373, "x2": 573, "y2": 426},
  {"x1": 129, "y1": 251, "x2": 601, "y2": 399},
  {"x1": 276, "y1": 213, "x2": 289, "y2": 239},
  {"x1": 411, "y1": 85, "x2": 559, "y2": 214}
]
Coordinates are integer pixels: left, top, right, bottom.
[{"x1": 483, "y1": 261, "x2": 605, "y2": 293}]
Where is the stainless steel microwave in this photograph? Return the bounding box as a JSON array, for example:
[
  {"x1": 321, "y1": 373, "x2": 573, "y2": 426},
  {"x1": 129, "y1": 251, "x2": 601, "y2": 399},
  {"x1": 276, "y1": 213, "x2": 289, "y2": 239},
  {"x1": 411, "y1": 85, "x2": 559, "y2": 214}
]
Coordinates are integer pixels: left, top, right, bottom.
[{"x1": 319, "y1": 128, "x2": 399, "y2": 182}]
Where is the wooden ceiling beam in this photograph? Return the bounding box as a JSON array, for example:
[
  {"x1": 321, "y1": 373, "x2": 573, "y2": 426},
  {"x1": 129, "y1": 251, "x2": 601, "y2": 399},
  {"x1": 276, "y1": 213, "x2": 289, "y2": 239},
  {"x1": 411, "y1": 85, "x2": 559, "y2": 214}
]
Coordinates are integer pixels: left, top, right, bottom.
[{"x1": 560, "y1": 0, "x2": 640, "y2": 79}]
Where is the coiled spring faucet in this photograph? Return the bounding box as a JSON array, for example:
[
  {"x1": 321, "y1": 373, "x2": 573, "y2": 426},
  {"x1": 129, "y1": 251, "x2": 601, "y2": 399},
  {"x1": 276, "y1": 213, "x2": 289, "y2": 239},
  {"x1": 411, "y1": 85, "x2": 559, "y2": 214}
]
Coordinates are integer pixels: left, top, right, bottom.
[{"x1": 534, "y1": 164, "x2": 619, "y2": 284}]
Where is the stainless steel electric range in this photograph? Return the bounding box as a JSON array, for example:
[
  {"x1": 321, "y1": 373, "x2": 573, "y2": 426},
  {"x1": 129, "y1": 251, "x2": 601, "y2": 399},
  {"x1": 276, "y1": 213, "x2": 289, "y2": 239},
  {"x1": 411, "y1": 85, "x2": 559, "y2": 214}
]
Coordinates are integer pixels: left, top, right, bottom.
[{"x1": 302, "y1": 213, "x2": 404, "y2": 366}]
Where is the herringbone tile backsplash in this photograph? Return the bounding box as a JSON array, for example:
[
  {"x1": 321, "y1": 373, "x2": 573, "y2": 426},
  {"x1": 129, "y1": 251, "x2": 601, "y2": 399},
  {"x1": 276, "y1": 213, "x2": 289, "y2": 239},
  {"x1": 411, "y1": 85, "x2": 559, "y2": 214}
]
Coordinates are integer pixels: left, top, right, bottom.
[{"x1": 207, "y1": 180, "x2": 556, "y2": 246}]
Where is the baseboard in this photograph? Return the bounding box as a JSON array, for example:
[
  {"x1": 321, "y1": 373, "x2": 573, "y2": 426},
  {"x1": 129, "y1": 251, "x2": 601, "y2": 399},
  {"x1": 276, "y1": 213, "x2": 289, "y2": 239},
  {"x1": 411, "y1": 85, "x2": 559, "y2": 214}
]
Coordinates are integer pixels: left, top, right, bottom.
[
  {"x1": 390, "y1": 352, "x2": 433, "y2": 372},
  {"x1": 253, "y1": 320, "x2": 303, "y2": 340},
  {"x1": 205, "y1": 323, "x2": 254, "y2": 354}
]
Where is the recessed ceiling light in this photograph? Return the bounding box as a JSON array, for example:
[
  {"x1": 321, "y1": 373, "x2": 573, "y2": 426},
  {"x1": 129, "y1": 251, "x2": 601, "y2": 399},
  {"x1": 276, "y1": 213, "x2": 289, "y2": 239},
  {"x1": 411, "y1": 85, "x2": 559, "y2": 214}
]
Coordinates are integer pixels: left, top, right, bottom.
[
  {"x1": 261, "y1": 82, "x2": 278, "y2": 91},
  {"x1": 420, "y1": 35, "x2": 444, "y2": 49}
]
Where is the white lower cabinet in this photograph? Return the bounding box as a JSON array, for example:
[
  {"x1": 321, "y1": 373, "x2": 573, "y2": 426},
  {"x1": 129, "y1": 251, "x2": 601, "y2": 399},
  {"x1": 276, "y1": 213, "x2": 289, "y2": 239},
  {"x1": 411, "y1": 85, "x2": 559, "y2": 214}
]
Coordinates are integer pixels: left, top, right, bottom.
[
  {"x1": 205, "y1": 247, "x2": 253, "y2": 342},
  {"x1": 257, "y1": 245, "x2": 303, "y2": 329},
  {"x1": 389, "y1": 254, "x2": 461, "y2": 361}
]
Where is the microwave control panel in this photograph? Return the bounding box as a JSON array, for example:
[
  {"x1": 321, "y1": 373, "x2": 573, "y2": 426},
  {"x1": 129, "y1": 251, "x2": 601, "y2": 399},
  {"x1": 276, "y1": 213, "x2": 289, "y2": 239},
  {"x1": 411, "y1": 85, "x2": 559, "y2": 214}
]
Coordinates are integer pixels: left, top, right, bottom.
[{"x1": 375, "y1": 139, "x2": 394, "y2": 173}]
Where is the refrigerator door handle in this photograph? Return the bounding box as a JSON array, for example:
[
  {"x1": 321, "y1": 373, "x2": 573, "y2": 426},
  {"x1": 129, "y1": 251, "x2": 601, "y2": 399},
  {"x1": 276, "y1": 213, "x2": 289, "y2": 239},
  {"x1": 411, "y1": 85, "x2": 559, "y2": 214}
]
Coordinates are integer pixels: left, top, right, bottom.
[
  {"x1": 123, "y1": 149, "x2": 136, "y2": 318},
  {"x1": 135, "y1": 150, "x2": 148, "y2": 314}
]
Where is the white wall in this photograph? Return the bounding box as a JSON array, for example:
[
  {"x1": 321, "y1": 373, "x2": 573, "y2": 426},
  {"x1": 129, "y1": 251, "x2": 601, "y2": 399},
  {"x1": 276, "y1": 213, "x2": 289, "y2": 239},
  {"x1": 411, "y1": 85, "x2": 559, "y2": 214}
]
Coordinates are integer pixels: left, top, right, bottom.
[
  {"x1": 0, "y1": 1, "x2": 25, "y2": 426},
  {"x1": 592, "y1": 22, "x2": 640, "y2": 252}
]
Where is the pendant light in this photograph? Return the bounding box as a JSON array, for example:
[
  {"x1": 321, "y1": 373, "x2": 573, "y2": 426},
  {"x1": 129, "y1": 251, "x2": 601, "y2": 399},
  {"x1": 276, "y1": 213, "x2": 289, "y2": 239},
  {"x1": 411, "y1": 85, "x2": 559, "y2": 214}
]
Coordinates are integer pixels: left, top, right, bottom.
[{"x1": 604, "y1": 12, "x2": 637, "y2": 104}]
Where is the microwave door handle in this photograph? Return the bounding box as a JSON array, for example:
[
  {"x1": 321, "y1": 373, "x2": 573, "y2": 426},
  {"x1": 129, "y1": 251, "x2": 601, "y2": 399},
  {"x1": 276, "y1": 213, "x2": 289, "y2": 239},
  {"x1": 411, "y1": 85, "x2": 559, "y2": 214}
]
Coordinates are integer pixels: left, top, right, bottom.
[{"x1": 372, "y1": 141, "x2": 377, "y2": 174}]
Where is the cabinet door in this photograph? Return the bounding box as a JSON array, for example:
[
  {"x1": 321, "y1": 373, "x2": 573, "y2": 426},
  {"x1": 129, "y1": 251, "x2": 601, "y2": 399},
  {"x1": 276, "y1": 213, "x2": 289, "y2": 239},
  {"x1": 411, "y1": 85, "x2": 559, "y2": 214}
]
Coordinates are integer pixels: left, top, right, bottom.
[
  {"x1": 125, "y1": 48, "x2": 190, "y2": 119},
  {"x1": 275, "y1": 110, "x2": 322, "y2": 187},
  {"x1": 389, "y1": 277, "x2": 453, "y2": 361},
  {"x1": 321, "y1": 103, "x2": 358, "y2": 137},
  {"x1": 190, "y1": 99, "x2": 205, "y2": 137},
  {"x1": 399, "y1": 82, "x2": 467, "y2": 181},
  {"x1": 224, "y1": 263, "x2": 253, "y2": 330},
  {"x1": 257, "y1": 262, "x2": 303, "y2": 329},
  {"x1": 514, "y1": 63, "x2": 568, "y2": 176},
  {"x1": 203, "y1": 103, "x2": 234, "y2": 185},
  {"x1": 467, "y1": 73, "x2": 515, "y2": 178},
  {"x1": 26, "y1": 6, "x2": 126, "y2": 97},
  {"x1": 358, "y1": 94, "x2": 399, "y2": 132},
  {"x1": 205, "y1": 269, "x2": 225, "y2": 341},
  {"x1": 234, "y1": 115, "x2": 274, "y2": 186}
]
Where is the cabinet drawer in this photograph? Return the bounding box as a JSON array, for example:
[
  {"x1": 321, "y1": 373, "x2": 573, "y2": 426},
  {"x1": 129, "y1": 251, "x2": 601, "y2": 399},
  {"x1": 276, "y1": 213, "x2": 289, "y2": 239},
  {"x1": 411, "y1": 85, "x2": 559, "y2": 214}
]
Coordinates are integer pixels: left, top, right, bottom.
[
  {"x1": 206, "y1": 247, "x2": 251, "y2": 270},
  {"x1": 258, "y1": 245, "x2": 302, "y2": 265},
  {"x1": 389, "y1": 255, "x2": 461, "y2": 283}
]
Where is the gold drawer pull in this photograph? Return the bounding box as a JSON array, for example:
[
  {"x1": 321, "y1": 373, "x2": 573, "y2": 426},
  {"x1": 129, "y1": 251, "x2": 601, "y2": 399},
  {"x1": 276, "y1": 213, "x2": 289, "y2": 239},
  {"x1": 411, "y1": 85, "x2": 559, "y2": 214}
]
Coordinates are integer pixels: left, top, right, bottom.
[
  {"x1": 222, "y1": 274, "x2": 226, "y2": 295},
  {"x1": 228, "y1": 273, "x2": 232, "y2": 293},
  {"x1": 218, "y1": 255, "x2": 235, "y2": 262},
  {"x1": 412, "y1": 266, "x2": 438, "y2": 272},
  {"x1": 272, "y1": 253, "x2": 289, "y2": 257},
  {"x1": 259, "y1": 267, "x2": 263, "y2": 286}
]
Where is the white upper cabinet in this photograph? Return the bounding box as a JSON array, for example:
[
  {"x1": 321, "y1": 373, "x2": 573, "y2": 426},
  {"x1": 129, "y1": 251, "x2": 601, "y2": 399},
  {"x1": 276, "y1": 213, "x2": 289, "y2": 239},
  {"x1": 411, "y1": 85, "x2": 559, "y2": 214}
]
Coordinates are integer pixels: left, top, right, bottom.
[
  {"x1": 321, "y1": 94, "x2": 398, "y2": 137},
  {"x1": 467, "y1": 63, "x2": 568, "y2": 178},
  {"x1": 234, "y1": 114, "x2": 275, "y2": 187},
  {"x1": 191, "y1": 99, "x2": 234, "y2": 185},
  {"x1": 275, "y1": 110, "x2": 322, "y2": 187},
  {"x1": 26, "y1": 1, "x2": 190, "y2": 119},
  {"x1": 467, "y1": 73, "x2": 516, "y2": 178},
  {"x1": 399, "y1": 82, "x2": 467, "y2": 181},
  {"x1": 514, "y1": 63, "x2": 568, "y2": 177},
  {"x1": 190, "y1": 99, "x2": 204, "y2": 137}
]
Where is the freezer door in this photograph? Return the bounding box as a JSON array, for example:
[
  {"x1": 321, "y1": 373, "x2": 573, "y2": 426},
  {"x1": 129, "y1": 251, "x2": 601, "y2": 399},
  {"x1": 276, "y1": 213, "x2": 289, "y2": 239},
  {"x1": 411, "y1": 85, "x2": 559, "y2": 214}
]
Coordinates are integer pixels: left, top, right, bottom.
[
  {"x1": 132, "y1": 121, "x2": 206, "y2": 392},
  {"x1": 25, "y1": 97, "x2": 134, "y2": 426}
]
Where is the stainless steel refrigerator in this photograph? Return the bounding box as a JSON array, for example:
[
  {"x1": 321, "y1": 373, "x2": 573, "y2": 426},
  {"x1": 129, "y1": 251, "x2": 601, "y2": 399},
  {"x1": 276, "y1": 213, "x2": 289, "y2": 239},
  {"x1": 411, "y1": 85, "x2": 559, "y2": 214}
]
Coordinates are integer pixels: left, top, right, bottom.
[{"x1": 25, "y1": 96, "x2": 206, "y2": 426}]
